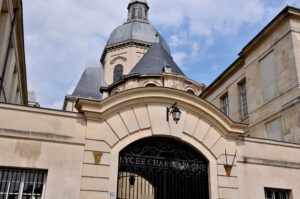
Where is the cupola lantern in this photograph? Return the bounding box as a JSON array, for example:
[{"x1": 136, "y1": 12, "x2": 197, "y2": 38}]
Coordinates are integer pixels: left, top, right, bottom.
[{"x1": 127, "y1": 0, "x2": 149, "y2": 23}]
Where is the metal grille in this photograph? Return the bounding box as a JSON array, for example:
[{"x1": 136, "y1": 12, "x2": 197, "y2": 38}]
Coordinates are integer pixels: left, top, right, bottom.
[
  {"x1": 265, "y1": 188, "x2": 290, "y2": 199},
  {"x1": 0, "y1": 169, "x2": 46, "y2": 199},
  {"x1": 117, "y1": 137, "x2": 209, "y2": 199}
]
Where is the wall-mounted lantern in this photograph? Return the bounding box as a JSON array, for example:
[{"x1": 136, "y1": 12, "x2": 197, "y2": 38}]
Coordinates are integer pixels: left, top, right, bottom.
[
  {"x1": 167, "y1": 103, "x2": 181, "y2": 124},
  {"x1": 224, "y1": 150, "x2": 237, "y2": 176}
]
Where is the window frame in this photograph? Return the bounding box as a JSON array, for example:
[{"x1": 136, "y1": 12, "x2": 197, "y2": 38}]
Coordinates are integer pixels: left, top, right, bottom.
[
  {"x1": 238, "y1": 79, "x2": 248, "y2": 120},
  {"x1": 220, "y1": 93, "x2": 229, "y2": 116},
  {"x1": 265, "y1": 187, "x2": 291, "y2": 199},
  {"x1": 0, "y1": 168, "x2": 47, "y2": 199},
  {"x1": 113, "y1": 64, "x2": 123, "y2": 82}
]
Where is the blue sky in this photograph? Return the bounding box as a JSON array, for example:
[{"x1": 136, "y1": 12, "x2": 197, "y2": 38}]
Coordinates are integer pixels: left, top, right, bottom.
[{"x1": 23, "y1": 0, "x2": 300, "y2": 109}]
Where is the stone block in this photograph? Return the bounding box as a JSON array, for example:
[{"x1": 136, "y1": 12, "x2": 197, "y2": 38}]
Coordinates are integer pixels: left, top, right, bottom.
[
  {"x1": 106, "y1": 114, "x2": 129, "y2": 139},
  {"x1": 219, "y1": 187, "x2": 239, "y2": 199},
  {"x1": 183, "y1": 112, "x2": 199, "y2": 136},
  {"x1": 120, "y1": 108, "x2": 140, "y2": 133},
  {"x1": 85, "y1": 140, "x2": 111, "y2": 153},
  {"x1": 87, "y1": 121, "x2": 119, "y2": 147},
  {"x1": 218, "y1": 176, "x2": 238, "y2": 188},
  {"x1": 202, "y1": 127, "x2": 221, "y2": 149},
  {"x1": 81, "y1": 177, "x2": 109, "y2": 191},
  {"x1": 211, "y1": 138, "x2": 236, "y2": 159},
  {"x1": 82, "y1": 164, "x2": 110, "y2": 178},
  {"x1": 148, "y1": 104, "x2": 170, "y2": 135},
  {"x1": 194, "y1": 119, "x2": 211, "y2": 143},
  {"x1": 80, "y1": 191, "x2": 108, "y2": 199},
  {"x1": 133, "y1": 106, "x2": 151, "y2": 130}
]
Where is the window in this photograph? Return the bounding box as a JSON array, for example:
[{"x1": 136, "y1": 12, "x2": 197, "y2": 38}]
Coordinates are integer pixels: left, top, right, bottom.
[
  {"x1": 131, "y1": 8, "x2": 136, "y2": 19},
  {"x1": 239, "y1": 80, "x2": 248, "y2": 119},
  {"x1": 0, "y1": 168, "x2": 47, "y2": 199},
  {"x1": 187, "y1": 90, "x2": 195, "y2": 95},
  {"x1": 138, "y1": 8, "x2": 143, "y2": 19},
  {"x1": 145, "y1": 84, "x2": 157, "y2": 87},
  {"x1": 265, "y1": 117, "x2": 284, "y2": 141},
  {"x1": 260, "y1": 51, "x2": 279, "y2": 102},
  {"x1": 221, "y1": 94, "x2": 229, "y2": 116},
  {"x1": 113, "y1": 65, "x2": 123, "y2": 82},
  {"x1": 265, "y1": 188, "x2": 290, "y2": 199}
]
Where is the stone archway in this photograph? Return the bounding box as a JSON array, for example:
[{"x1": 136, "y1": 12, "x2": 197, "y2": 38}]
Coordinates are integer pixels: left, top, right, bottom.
[{"x1": 77, "y1": 87, "x2": 246, "y2": 199}]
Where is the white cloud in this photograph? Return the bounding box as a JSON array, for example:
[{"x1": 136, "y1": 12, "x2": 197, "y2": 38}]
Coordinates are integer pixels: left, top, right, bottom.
[
  {"x1": 173, "y1": 52, "x2": 188, "y2": 71},
  {"x1": 150, "y1": 0, "x2": 266, "y2": 36},
  {"x1": 23, "y1": 0, "x2": 127, "y2": 108},
  {"x1": 191, "y1": 42, "x2": 200, "y2": 57}
]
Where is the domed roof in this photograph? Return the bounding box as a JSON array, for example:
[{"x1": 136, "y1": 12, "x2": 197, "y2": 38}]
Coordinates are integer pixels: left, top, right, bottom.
[{"x1": 107, "y1": 21, "x2": 171, "y2": 53}]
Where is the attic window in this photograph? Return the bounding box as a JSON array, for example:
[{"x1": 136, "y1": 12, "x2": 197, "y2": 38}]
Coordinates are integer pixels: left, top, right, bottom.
[{"x1": 113, "y1": 65, "x2": 123, "y2": 82}]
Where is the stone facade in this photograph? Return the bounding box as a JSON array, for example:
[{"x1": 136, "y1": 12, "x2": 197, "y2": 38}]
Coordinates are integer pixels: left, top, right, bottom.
[{"x1": 201, "y1": 7, "x2": 300, "y2": 144}]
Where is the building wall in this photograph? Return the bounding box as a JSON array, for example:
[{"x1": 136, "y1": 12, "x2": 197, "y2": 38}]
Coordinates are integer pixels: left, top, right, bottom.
[
  {"x1": 1, "y1": 88, "x2": 300, "y2": 199},
  {"x1": 237, "y1": 138, "x2": 300, "y2": 199},
  {"x1": 0, "y1": 0, "x2": 27, "y2": 105},
  {"x1": 202, "y1": 13, "x2": 300, "y2": 143},
  {"x1": 0, "y1": 103, "x2": 86, "y2": 198}
]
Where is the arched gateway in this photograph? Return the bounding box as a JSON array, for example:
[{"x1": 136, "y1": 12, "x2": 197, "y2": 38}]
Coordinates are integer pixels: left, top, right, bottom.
[{"x1": 117, "y1": 137, "x2": 209, "y2": 199}]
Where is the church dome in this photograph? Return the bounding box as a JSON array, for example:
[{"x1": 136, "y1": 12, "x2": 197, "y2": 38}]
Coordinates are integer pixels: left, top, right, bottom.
[
  {"x1": 107, "y1": 21, "x2": 171, "y2": 53},
  {"x1": 106, "y1": 0, "x2": 170, "y2": 53}
]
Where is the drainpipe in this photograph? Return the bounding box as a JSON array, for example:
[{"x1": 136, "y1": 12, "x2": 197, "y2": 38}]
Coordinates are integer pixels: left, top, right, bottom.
[{"x1": 0, "y1": 8, "x2": 18, "y2": 99}]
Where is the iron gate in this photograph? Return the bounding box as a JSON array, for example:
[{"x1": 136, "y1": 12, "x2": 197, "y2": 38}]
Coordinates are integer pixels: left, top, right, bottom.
[{"x1": 117, "y1": 137, "x2": 209, "y2": 199}]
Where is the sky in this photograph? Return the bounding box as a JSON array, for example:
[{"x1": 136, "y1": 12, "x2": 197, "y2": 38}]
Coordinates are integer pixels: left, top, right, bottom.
[{"x1": 23, "y1": 0, "x2": 300, "y2": 109}]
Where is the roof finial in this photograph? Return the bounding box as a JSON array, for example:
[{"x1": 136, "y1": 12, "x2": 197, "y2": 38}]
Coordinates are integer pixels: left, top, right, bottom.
[{"x1": 127, "y1": 0, "x2": 149, "y2": 23}]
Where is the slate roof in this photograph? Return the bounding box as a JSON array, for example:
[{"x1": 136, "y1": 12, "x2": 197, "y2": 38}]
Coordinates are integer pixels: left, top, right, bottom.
[
  {"x1": 72, "y1": 66, "x2": 108, "y2": 100},
  {"x1": 130, "y1": 42, "x2": 185, "y2": 76},
  {"x1": 107, "y1": 21, "x2": 170, "y2": 54}
]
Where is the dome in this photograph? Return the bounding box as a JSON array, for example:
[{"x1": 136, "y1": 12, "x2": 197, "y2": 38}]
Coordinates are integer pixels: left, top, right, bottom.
[{"x1": 107, "y1": 21, "x2": 171, "y2": 53}]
